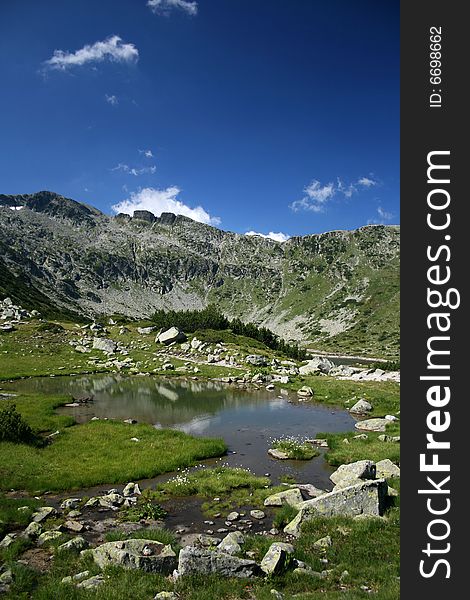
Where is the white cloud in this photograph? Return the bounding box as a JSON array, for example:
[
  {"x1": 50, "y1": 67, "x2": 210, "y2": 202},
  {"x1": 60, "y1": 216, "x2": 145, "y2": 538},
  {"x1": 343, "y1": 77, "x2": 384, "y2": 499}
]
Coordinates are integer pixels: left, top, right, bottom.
[
  {"x1": 147, "y1": 0, "x2": 198, "y2": 16},
  {"x1": 139, "y1": 149, "x2": 154, "y2": 158},
  {"x1": 368, "y1": 206, "x2": 394, "y2": 225},
  {"x1": 105, "y1": 94, "x2": 118, "y2": 105},
  {"x1": 358, "y1": 176, "x2": 377, "y2": 187},
  {"x1": 112, "y1": 187, "x2": 220, "y2": 225},
  {"x1": 112, "y1": 163, "x2": 157, "y2": 176},
  {"x1": 291, "y1": 174, "x2": 379, "y2": 213},
  {"x1": 43, "y1": 35, "x2": 139, "y2": 71},
  {"x1": 245, "y1": 231, "x2": 290, "y2": 243}
]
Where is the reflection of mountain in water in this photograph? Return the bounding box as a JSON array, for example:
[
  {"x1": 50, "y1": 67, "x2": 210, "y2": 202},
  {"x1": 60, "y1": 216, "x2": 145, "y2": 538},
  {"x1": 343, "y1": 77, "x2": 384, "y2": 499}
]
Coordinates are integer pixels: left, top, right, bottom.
[{"x1": 14, "y1": 375, "x2": 279, "y2": 426}]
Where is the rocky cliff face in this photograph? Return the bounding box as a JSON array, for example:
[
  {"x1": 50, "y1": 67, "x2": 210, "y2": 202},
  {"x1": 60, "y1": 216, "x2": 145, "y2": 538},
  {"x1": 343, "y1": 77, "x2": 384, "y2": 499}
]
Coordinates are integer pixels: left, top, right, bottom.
[{"x1": 0, "y1": 191, "x2": 399, "y2": 355}]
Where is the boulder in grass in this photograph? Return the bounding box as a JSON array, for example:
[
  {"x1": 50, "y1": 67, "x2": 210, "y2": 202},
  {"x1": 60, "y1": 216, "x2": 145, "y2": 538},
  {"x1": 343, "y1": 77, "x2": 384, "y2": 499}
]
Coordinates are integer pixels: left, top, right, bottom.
[
  {"x1": 177, "y1": 546, "x2": 259, "y2": 578},
  {"x1": 349, "y1": 399, "x2": 373, "y2": 414},
  {"x1": 157, "y1": 328, "x2": 187, "y2": 345},
  {"x1": 284, "y1": 479, "x2": 388, "y2": 536},
  {"x1": 91, "y1": 539, "x2": 177, "y2": 574},
  {"x1": 260, "y1": 542, "x2": 295, "y2": 575}
]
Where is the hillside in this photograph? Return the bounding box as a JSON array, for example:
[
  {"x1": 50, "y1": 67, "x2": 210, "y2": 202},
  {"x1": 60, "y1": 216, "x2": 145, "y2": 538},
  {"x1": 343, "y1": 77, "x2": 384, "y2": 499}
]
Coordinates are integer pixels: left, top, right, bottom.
[{"x1": 0, "y1": 191, "x2": 400, "y2": 357}]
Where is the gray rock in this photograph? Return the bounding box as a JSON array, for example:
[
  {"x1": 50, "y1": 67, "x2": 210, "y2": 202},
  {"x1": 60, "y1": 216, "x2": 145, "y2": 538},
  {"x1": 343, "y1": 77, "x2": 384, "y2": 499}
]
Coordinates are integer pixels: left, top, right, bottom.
[
  {"x1": 60, "y1": 498, "x2": 81, "y2": 511},
  {"x1": 330, "y1": 460, "x2": 376, "y2": 488},
  {"x1": 376, "y1": 459, "x2": 401, "y2": 479},
  {"x1": 57, "y1": 536, "x2": 88, "y2": 553},
  {"x1": 91, "y1": 539, "x2": 177, "y2": 574},
  {"x1": 92, "y1": 337, "x2": 117, "y2": 353},
  {"x1": 299, "y1": 357, "x2": 334, "y2": 375},
  {"x1": 250, "y1": 510, "x2": 265, "y2": 520},
  {"x1": 137, "y1": 327, "x2": 155, "y2": 335},
  {"x1": 61, "y1": 570, "x2": 90, "y2": 585},
  {"x1": 157, "y1": 327, "x2": 187, "y2": 345},
  {"x1": 218, "y1": 531, "x2": 244, "y2": 555},
  {"x1": 292, "y1": 484, "x2": 327, "y2": 498},
  {"x1": 355, "y1": 418, "x2": 389, "y2": 432},
  {"x1": 64, "y1": 520, "x2": 84, "y2": 533},
  {"x1": 349, "y1": 399, "x2": 373, "y2": 414},
  {"x1": 245, "y1": 354, "x2": 268, "y2": 366},
  {"x1": 76, "y1": 575, "x2": 107, "y2": 589},
  {"x1": 313, "y1": 535, "x2": 332, "y2": 548},
  {"x1": 264, "y1": 488, "x2": 304, "y2": 507},
  {"x1": 0, "y1": 533, "x2": 17, "y2": 549},
  {"x1": 178, "y1": 546, "x2": 259, "y2": 578},
  {"x1": 260, "y1": 542, "x2": 294, "y2": 575},
  {"x1": 23, "y1": 521, "x2": 42, "y2": 538},
  {"x1": 268, "y1": 448, "x2": 289, "y2": 460},
  {"x1": 284, "y1": 479, "x2": 388, "y2": 536},
  {"x1": 226, "y1": 511, "x2": 239, "y2": 522},
  {"x1": 38, "y1": 530, "x2": 64, "y2": 546},
  {"x1": 297, "y1": 386, "x2": 314, "y2": 398},
  {"x1": 31, "y1": 506, "x2": 56, "y2": 523},
  {"x1": 154, "y1": 593, "x2": 178, "y2": 600}
]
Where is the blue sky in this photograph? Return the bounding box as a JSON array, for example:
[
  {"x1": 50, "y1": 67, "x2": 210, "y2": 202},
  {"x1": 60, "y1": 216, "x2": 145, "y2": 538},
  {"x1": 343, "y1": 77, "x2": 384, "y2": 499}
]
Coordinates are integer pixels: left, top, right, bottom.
[{"x1": 0, "y1": 0, "x2": 399, "y2": 239}]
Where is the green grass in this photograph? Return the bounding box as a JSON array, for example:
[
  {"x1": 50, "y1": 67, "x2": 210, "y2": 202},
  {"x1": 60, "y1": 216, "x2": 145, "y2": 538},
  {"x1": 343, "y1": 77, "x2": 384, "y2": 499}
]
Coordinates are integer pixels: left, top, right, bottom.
[
  {"x1": 0, "y1": 495, "x2": 42, "y2": 537},
  {"x1": 0, "y1": 420, "x2": 226, "y2": 493},
  {"x1": 319, "y1": 427, "x2": 400, "y2": 467},
  {"x1": 155, "y1": 466, "x2": 270, "y2": 498},
  {"x1": 272, "y1": 504, "x2": 300, "y2": 529},
  {"x1": 271, "y1": 437, "x2": 319, "y2": 460}
]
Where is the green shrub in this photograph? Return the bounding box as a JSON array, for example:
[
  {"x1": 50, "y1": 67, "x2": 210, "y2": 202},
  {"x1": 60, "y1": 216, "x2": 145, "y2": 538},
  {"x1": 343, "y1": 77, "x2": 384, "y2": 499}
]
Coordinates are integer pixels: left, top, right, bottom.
[{"x1": 0, "y1": 404, "x2": 38, "y2": 445}]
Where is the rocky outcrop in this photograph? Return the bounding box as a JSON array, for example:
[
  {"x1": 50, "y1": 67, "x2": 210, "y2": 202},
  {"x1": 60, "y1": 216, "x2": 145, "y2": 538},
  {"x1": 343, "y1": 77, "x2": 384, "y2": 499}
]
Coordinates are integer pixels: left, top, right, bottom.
[
  {"x1": 284, "y1": 479, "x2": 388, "y2": 536},
  {"x1": 91, "y1": 539, "x2": 177, "y2": 574},
  {"x1": 177, "y1": 546, "x2": 259, "y2": 578}
]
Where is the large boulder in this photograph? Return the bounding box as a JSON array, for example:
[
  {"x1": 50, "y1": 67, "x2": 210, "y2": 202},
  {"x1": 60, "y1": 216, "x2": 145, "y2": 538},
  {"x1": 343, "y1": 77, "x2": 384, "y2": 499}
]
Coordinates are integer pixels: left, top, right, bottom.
[
  {"x1": 349, "y1": 399, "x2": 373, "y2": 414},
  {"x1": 299, "y1": 357, "x2": 334, "y2": 375},
  {"x1": 91, "y1": 539, "x2": 177, "y2": 574},
  {"x1": 330, "y1": 460, "x2": 376, "y2": 489},
  {"x1": 284, "y1": 479, "x2": 388, "y2": 536},
  {"x1": 157, "y1": 327, "x2": 187, "y2": 345},
  {"x1": 92, "y1": 338, "x2": 117, "y2": 353},
  {"x1": 376, "y1": 459, "x2": 401, "y2": 479},
  {"x1": 264, "y1": 488, "x2": 304, "y2": 507},
  {"x1": 217, "y1": 531, "x2": 244, "y2": 555},
  {"x1": 260, "y1": 542, "x2": 294, "y2": 575},
  {"x1": 355, "y1": 418, "x2": 389, "y2": 432},
  {"x1": 31, "y1": 506, "x2": 56, "y2": 523},
  {"x1": 178, "y1": 546, "x2": 259, "y2": 578}
]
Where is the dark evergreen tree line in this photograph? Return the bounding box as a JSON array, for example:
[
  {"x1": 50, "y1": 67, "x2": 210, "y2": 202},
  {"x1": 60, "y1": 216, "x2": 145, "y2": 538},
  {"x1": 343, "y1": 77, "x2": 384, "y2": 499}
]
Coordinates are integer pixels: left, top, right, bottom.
[{"x1": 151, "y1": 305, "x2": 308, "y2": 361}]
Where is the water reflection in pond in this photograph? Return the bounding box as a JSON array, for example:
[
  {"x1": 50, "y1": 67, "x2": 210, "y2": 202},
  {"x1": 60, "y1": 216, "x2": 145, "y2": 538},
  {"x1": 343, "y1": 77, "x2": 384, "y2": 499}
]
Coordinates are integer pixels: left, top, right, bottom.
[{"x1": 9, "y1": 375, "x2": 357, "y2": 488}]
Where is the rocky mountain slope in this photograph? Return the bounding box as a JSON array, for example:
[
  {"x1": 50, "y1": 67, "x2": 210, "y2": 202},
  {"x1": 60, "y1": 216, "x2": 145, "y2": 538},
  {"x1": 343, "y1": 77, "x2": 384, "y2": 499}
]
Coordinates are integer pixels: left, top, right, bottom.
[{"x1": 0, "y1": 191, "x2": 399, "y2": 356}]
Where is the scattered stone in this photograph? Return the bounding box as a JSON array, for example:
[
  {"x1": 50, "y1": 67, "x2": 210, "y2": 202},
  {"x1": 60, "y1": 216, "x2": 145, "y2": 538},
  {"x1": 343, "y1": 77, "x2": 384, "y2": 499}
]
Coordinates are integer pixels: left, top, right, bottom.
[
  {"x1": 0, "y1": 534, "x2": 16, "y2": 549},
  {"x1": 23, "y1": 521, "x2": 42, "y2": 538},
  {"x1": 297, "y1": 386, "x2": 314, "y2": 398},
  {"x1": 218, "y1": 531, "x2": 244, "y2": 555},
  {"x1": 38, "y1": 530, "x2": 64, "y2": 546},
  {"x1": 353, "y1": 434, "x2": 368, "y2": 440},
  {"x1": 260, "y1": 542, "x2": 295, "y2": 575},
  {"x1": 123, "y1": 482, "x2": 141, "y2": 497},
  {"x1": 299, "y1": 357, "x2": 334, "y2": 375},
  {"x1": 226, "y1": 511, "x2": 240, "y2": 522},
  {"x1": 123, "y1": 418, "x2": 137, "y2": 424},
  {"x1": 76, "y1": 575, "x2": 107, "y2": 589},
  {"x1": 137, "y1": 327, "x2": 155, "y2": 335},
  {"x1": 92, "y1": 337, "x2": 117, "y2": 353},
  {"x1": 60, "y1": 498, "x2": 81, "y2": 511},
  {"x1": 355, "y1": 418, "x2": 389, "y2": 433},
  {"x1": 245, "y1": 355, "x2": 268, "y2": 367},
  {"x1": 154, "y1": 593, "x2": 177, "y2": 600},
  {"x1": 250, "y1": 510, "x2": 265, "y2": 520},
  {"x1": 61, "y1": 570, "x2": 90, "y2": 585},
  {"x1": 314, "y1": 535, "x2": 332, "y2": 549},
  {"x1": 349, "y1": 399, "x2": 373, "y2": 414},
  {"x1": 268, "y1": 448, "x2": 289, "y2": 460},
  {"x1": 284, "y1": 479, "x2": 388, "y2": 536},
  {"x1": 264, "y1": 488, "x2": 304, "y2": 507},
  {"x1": 178, "y1": 546, "x2": 259, "y2": 578},
  {"x1": 32, "y1": 506, "x2": 56, "y2": 523},
  {"x1": 64, "y1": 520, "x2": 84, "y2": 533},
  {"x1": 57, "y1": 536, "x2": 88, "y2": 553},
  {"x1": 292, "y1": 484, "x2": 327, "y2": 498}
]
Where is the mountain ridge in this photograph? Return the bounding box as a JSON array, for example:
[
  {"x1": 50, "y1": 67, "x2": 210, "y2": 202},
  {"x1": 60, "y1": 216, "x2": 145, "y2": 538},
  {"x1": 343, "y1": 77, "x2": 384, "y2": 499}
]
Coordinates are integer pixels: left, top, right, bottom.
[{"x1": 0, "y1": 191, "x2": 400, "y2": 356}]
